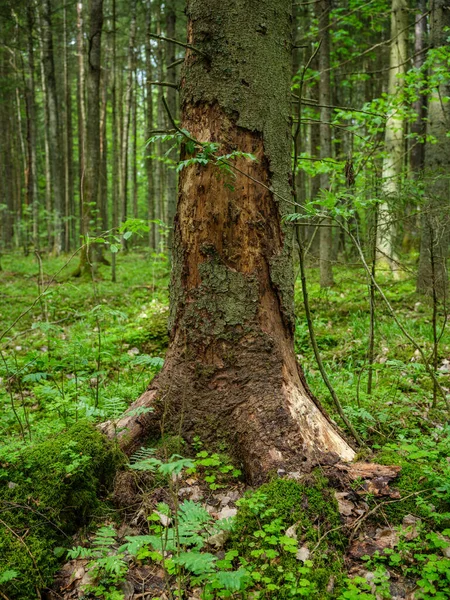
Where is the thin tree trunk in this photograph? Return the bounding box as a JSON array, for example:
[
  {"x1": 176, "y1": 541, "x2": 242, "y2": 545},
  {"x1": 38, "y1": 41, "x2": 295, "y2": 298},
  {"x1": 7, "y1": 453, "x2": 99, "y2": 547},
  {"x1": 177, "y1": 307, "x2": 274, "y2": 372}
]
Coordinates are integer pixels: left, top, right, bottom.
[
  {"x1": 76, "y1": 0, "x2": 86, "y2": 246},
  {"x1": 316, "y1": 0, "x2": 334, "y2": 287},
  {"x1": 155, "y1": 10, "x2": 165, "y2": 250},
  {"x1": 41, "y1": 0, "x2": 65, "y2": 254},
  {"x1": 99, "y1": 48, "x2": 109, "y2": 234},
  {"x1": 145, "y1": 3, "x2": 156, "y2": 250},
  {"x1": 63, "y1": 3, "x2": 75, "y2": 252},
  {"x1": 26, "y1": 5, "x2": 40, "y2": 250},
  {"x1": 132, "y1": 70, "x2": 138, "y2": 220},
  {"x1": 165, "y1": 0, "x2": 177, "y2": 250},
  {"x1": 77, "y1": 0, "x2": 104, "y2": 274},
  {"x1": 120, "y1": 0, "x2": 137, "y2": 241},
  {"x1": 111, "y1": 0, "x2": 118, "y2": 282},
  {"x1": 417, "y1": 0, "x2": 450, "y2": 298},
  {"x1": 36, "y1": 4, "x2": 52, "y2": 250},
  {"x1": 377, "y1": 0, "x2": 408, "y2": 276}
]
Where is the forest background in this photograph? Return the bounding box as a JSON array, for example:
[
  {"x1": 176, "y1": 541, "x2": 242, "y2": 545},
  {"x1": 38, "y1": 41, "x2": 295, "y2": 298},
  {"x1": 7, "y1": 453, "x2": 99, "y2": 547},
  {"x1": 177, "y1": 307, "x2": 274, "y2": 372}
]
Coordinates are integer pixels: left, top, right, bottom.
[{"x1": 0, "y1": 0, "x2": 450, "y2": 599}]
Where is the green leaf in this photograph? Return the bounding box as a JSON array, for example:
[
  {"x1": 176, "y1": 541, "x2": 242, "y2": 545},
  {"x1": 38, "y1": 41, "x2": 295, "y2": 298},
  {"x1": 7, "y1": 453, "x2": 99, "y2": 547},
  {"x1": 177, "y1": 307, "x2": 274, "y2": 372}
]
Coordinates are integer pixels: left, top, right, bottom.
[
  {"x1": 0, "y1": 569, "x2": 19, "y2": 584},
  {"x1": 174, "y1": 551, "x2": 216, "y2": 574}
]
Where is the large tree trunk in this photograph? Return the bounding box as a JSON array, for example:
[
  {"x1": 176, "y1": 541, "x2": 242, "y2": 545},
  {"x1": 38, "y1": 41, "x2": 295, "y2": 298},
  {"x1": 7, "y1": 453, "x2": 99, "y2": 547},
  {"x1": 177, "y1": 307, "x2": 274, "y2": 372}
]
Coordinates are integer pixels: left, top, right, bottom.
[
  {"x1": 416, "y1": 0, "x2": 450, "y2": 298},
  {"x1": 102, "y1": 0, "x2": 355, "y2": 484}
]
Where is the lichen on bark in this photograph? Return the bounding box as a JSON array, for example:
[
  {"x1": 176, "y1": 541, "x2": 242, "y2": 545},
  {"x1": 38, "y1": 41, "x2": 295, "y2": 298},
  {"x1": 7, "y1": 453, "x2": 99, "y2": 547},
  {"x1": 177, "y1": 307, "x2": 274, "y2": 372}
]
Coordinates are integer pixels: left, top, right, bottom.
[{"x1": 104, "y1": 0, "x2": 356, "y2": 481}]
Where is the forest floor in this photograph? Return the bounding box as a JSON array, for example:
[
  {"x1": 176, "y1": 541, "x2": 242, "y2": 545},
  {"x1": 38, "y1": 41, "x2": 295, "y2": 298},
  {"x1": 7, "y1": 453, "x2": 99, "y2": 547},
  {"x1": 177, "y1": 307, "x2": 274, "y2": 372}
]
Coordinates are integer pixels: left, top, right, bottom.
[{"x1": 0, "y1": 251, "x2": 449, "y2": 600}]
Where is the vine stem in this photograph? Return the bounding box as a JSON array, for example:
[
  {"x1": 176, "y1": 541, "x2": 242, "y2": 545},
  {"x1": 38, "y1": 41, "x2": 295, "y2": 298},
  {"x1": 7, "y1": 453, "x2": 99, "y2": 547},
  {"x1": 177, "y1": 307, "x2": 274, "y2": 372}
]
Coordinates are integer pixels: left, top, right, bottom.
[{"x1": 340, "y1": 219, "x2": 450, "y2": 409}]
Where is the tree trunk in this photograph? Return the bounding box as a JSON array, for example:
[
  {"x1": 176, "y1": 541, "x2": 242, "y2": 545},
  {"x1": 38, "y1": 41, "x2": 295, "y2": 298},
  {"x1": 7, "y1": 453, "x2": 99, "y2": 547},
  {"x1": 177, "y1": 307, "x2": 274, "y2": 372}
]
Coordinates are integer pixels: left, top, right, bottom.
[
  {"x1": 155, "y1": 13, "x2": 166, "y2": 250},
  {"x1": 26, "y1": 5, "x2": 40, "y2": 250},
  {"x1": 376, "y1": 0, "x2": 408, "y2": 275},
  {"x1": 41, "y1": 0, "x2": 65, "y2": 254},
  {"x1": 77, "y1": 0, "x2": 104, "y2": 273},
  {"x1": 101, "y1": 0, "x2": 355, "y2": 485},
  {"x1": 111, "y1": 0, "x2": 118, "y2": 282},
  {"x1": 63, "y1": 3, "x2": 75, "y2": 252},
  {"x1": 316, "y1": 0, "x2": 334, "y2": 287},
  {"x1": 131, "y1": 65, "x2": 138, "y2": 220},
  {"x1": 409, "y1": 0, "x2": 427, "y2": 177},
  {"x1": 145, "y1": 3, "x2": 156, "y2": 250},
  {"x1": 165, "y1": 0, "x2": 178, "y2": 250},
  {"x1": 416, "y1": 0, "x2": 450, "y2": 298},
  {"x1": 120, "y1": 0, "x2": 137, "y2": 242},
  {"x1": 99, "y1": 47, "x2": 109, "y2": 234},
  {"x1": 76, "y1": 0, "x2": 86, "y2": 246}
]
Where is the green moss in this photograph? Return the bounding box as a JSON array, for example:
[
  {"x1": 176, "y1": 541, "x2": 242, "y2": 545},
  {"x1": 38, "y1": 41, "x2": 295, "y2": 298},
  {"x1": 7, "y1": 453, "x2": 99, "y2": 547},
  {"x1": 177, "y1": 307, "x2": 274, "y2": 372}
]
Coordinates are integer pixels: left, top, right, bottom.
[
  {"x1": 0, "y1": 422, "x2": 125, "y2": 600},
  {"x1": 230, "y1": 475, "x2": 345, "y2": 598},
  {"x1": 375, "y1": 449, "x2": 450, "y2": 526}
]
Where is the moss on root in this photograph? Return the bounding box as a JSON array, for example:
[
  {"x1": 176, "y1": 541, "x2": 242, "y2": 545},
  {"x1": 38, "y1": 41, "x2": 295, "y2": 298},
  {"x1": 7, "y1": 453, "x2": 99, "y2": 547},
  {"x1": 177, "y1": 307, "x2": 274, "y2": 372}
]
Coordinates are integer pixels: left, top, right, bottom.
[
  {"x1": 230, "y1": 475, "x2": 346, "y2": 598},
  {"x1": 0, "y1": 422, "x2": 125, "y2": 600}
]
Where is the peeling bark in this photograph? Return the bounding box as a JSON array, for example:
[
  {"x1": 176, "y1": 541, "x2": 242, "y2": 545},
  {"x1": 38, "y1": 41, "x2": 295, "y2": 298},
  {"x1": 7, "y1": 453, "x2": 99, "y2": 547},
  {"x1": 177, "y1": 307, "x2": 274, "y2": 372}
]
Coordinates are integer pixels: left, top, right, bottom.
[{"x1": 102, "y1": 0, "x2": 355, "y2": 484}]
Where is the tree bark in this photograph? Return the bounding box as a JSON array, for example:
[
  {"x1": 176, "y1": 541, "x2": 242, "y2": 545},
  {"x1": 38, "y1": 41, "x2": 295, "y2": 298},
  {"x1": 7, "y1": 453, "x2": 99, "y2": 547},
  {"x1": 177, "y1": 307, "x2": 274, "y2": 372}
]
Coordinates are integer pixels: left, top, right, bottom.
[
  {"x1": 76, "y1": 0, "x2": 86, "y2": 246},
  {"x1": 25, "y1": 5, "x2": 40, "y2": 250},
  {"x1": 145, "y1": 2, "x2": 156, "y2": 250},
  {"x1": 316, "y1": 0, "x2": 334, "y2": 287},
  {"x1": 41, "y1": 0, "x2": 65, "y2": 254},
  {"x1": 111, "y1": 0, "x2": 119, "y2": 282},
  {"x1": 165, "y1": 0, "x2": 178, "y2": 250},
  {"x1": 101, "y1": 0, "x2": 355, "y2": 484},
  {"x1": 63, "y1": 3, "x2": 75, "y2": 252},
  {"x1": 376, "y1": 0, "x2": 408, "y2": 275},
  {"x1": 416, "y1": 0, "x2": 450, "y2": 298},
  {"x1": 77, "y1": 0, "x2": 104, "y2": 273},
  {"x1": 120, "y1": 0, "x2": 137, "y2": 242}
]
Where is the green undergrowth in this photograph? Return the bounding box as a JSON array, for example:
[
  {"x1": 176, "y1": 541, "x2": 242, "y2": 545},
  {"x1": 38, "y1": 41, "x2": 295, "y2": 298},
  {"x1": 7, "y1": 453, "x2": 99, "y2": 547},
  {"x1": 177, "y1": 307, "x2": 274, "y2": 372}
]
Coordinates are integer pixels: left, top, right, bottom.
[
  {"x1": 229, "y1": 475, "x2": 346, "y2": 598},
  {"x1": 0, "y1": 421, "x2": 124, "y2": 600},
  {"x1": 1, "y1": 252, "x2": 449, "y2": 598}
]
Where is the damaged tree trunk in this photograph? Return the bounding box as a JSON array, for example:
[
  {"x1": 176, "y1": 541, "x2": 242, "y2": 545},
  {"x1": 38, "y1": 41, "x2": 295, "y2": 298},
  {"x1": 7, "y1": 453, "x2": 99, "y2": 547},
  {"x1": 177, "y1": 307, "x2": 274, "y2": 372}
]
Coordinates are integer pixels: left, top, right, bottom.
[{"x1": 101, "y1": 0, "x2": 355, "y2": 484}]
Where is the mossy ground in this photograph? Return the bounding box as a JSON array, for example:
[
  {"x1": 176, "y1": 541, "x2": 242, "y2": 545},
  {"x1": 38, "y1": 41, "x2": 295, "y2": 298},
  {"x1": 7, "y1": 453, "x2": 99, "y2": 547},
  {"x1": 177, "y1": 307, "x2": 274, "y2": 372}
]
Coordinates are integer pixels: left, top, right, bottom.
[
  {"x1": 1, "y1": 251, "x2": 449, "y2": 598},
  {"x1": 0, "y1": 422, "x2": 125, "y2": 600},
  {"x1": 230, "y1": 475, "x2": 346, "y2": 598}
]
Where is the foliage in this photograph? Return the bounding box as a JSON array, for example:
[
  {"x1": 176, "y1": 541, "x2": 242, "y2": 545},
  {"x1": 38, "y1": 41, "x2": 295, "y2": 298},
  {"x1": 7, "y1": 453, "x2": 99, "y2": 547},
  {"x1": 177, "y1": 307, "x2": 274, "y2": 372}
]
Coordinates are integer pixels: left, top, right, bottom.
[
  {"x1": 229, "y1": 476, "x2": 345, "y2": 598},
  {"x1": 0, "y1": 421, "x2": 124, "y2": 600}
]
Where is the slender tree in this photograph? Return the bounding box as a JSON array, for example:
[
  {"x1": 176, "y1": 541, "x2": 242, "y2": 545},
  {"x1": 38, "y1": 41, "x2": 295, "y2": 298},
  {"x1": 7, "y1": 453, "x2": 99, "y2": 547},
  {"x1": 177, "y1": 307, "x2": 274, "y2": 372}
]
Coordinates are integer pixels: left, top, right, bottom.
[
  {"x1": 40, "y1": 0, "x2": 65, "y2": 254},
  {"x1": 76, "y1": 0, "x2": 104, "y2": 273},
  {"x1": 165, "y1": 0, "x2": 178, "y2": 249},
  {"x1": 145, "y1": 2, "x2": 156, "y2": 250},
  {"x1": 316, "y1": 0, "x2": 334, "y2": 287},
  {"x1": 120, "y1": 0, "x2": 137, "y2": 240},
  {"x1": 376, "y1": 0, "x2": 408, "y2": 274},
  {"x1": 417, "y1": 0, "x2": 450, "y2": 298}
]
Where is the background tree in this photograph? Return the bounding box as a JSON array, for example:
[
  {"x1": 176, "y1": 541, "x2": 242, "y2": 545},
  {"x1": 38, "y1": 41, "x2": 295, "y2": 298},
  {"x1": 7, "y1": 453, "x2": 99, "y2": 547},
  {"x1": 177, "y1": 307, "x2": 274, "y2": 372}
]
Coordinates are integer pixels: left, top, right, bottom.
[{"x1": 416, "y1": 0, "x2": 450, "y2": 298}]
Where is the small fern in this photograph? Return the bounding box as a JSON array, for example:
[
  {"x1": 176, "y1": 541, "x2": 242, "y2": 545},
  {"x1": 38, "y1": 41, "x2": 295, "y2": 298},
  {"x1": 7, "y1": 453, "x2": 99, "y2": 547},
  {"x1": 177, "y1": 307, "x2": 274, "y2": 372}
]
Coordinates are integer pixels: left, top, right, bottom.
[{"x1": 103, "y1": 397, "x2": 127, "y2": 419}]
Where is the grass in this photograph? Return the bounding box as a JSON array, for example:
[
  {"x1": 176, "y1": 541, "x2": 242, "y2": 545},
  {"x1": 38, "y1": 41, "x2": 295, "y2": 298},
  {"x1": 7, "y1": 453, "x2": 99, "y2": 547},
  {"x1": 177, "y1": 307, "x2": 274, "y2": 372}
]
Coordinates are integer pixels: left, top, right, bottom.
[{"x1": 0, "y1": 249, "x2": 449, "y2": 599}]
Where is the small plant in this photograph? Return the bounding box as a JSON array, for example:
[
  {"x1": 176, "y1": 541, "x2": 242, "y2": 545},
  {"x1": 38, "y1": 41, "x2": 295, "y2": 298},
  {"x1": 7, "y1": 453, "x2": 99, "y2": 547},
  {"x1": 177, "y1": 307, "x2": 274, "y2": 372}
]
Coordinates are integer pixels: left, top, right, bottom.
[
  {"x1": 68, "y1": 525, "x2": 127, "y2": 599},
  {"x1": 191, "y1": 450, "x2": 242, "y2": 490}
]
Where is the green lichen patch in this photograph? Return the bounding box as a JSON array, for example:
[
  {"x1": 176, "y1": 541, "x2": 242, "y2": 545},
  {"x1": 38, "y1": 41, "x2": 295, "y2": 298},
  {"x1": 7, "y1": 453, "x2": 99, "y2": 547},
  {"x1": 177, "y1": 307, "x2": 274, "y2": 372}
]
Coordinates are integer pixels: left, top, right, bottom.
[
  {"x1": 184, "y1": 257, "x2": 260, "y2": 343},
  {"x1": 229, "y1": 475, "x2": 346, "y2": 598},
  {"x1": 0, "y1": 422, "x2": 125, "y2": 600}
]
